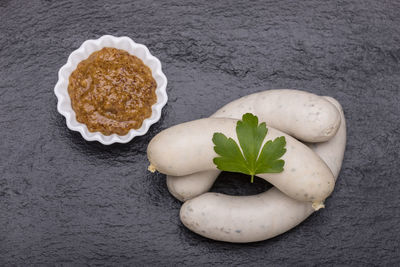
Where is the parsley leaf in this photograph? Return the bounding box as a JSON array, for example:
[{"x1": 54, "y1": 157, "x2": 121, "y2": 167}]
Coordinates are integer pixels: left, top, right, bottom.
[
  {"x1": 212, "y1": 113, "x2": 286, "y2": 183},
  {"x1": 212, "y1": 133, "x2": 249, "y2": 175}
]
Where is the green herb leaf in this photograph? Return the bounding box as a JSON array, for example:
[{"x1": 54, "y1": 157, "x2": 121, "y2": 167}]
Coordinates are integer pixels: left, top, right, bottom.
[
  {"x1": 212, "y1": 133, "x2": 250, "y2": 175},
  {"x1": 255, "y1": 136, "x2": 286, "y2": 174},
  {"x1": 212, "y1": 113, "x2": 286, "y2": 183}
]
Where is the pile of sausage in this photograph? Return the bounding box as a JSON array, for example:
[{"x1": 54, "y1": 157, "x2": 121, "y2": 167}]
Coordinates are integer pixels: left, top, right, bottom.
[{"x1": 147, "y1": 89, "x2": 346, "y2": 243}]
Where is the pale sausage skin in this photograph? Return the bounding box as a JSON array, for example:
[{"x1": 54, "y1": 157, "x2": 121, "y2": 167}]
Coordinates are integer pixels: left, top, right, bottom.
[
  {"x1": 212, "y1": 89, "x2": 341, "y2": 142},
  {"x1": 148, "y1": 118, "x2": 335, "y2": 204},
  {"x1": 167, "y1": 90, "x2": 341, "y2": 201},
  {"x1": 179, "y1": 97, "x2": 346, "y2": 243},
  {"x1": 167, "y1": 173, "x2": 218, "y2": 202},
  {"x1": 306, "y1": 97, "x2": 346, "y2": 178},
  {"x1": 167, "y1": 170, "x2": 220, "y2": 202},
  {"x1": 181, "y1": 188, "x2": 314, "y2": 243}
]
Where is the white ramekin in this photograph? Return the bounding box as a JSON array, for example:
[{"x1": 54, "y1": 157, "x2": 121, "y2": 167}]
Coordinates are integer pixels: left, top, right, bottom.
[{"x1": 54, "y1": 35, "x2": 168, "y2": 145}]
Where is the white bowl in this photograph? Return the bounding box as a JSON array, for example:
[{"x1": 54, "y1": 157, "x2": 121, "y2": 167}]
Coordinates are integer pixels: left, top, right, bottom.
[{"x1": 54, "y1": 35, "x2": 168, "y2": 145}]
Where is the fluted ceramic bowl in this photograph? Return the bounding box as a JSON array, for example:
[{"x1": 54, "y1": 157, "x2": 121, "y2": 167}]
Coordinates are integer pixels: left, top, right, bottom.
[{"x1": 54, "y1": 35, "x2": 168, "y2": 145}]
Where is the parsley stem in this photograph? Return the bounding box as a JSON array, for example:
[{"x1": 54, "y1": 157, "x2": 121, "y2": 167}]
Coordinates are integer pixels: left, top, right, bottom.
[{"x1": 250, "y1": 175, "x2": 254, "y2": 183}]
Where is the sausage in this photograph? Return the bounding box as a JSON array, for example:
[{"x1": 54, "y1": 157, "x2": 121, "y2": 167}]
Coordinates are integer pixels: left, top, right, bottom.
[
  {"x1": 167, "y1": 170, "x2": 220, "y2": 202},
  {"x1": 179, "y1": 97, "x2": 346, "y2": 242},
  {"x1": 166, "y1": 90, "x2": 341, "y2": 202},
  {"x1": 212, "y1": 89, "x2": 341, "y2": 142},
  {"x1": 147, "y1": 118, "x2": 335, "y2": 204}
]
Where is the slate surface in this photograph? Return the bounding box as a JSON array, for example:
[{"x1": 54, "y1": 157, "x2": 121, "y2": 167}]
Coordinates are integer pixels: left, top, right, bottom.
[{"x1": 1, "y1": 0, "x2": 399, "y2": 265}]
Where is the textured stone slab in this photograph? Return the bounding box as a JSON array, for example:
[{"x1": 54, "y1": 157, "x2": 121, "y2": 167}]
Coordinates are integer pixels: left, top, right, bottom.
[{"x1": 0, "y1": 0, "x2": 399, "y2": 265}]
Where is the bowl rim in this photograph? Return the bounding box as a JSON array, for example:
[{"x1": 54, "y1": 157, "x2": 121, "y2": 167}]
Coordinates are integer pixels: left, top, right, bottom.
[{"x1": 54, "y1": 35, "x2": 168, "y2": 145}]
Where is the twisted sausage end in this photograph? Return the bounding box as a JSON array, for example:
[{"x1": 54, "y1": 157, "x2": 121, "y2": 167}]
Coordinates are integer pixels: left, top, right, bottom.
[
  {"x1": 312, "y1": 201, "x2": 325, "y2": 211},
  {"x1": 148, "y1": 164, "x2": 157, "y2": 173}
]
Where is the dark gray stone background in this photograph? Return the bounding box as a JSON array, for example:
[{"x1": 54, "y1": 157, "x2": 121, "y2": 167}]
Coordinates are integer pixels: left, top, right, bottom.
[{"x1": 1, "y1": 0, "x2": 399, "y2": 265}]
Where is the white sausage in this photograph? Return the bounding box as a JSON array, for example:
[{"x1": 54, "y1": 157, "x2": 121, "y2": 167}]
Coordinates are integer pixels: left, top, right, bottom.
[
  {"x1": 181, "y1": 189, "x2": 314, "y2": 243},
  {"x1": 306, "y1": 97, "x2": 346, "y2": 178},
  {"x1": 179, "y1": 97, "x2": 346, "y2": 242},
  {"x1": 147, "y1": 118, "x2": 335, "y2": 204},
  {"x1": 212, "y1": 89, "x2": 341, "y2": 142},
  {"x1": 166, "y1": 90, "x2": 341, "y2": 201},
  {"x1": 167, "y1": 170, "x2": 220, "y2": 202}
]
